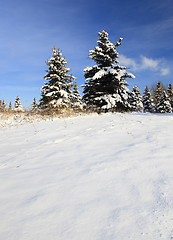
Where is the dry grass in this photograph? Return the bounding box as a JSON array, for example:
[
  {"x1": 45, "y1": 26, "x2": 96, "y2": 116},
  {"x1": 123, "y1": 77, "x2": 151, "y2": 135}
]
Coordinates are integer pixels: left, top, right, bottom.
[{"x1": 0, "y1": 107, "x2": 95, "y2": 128}]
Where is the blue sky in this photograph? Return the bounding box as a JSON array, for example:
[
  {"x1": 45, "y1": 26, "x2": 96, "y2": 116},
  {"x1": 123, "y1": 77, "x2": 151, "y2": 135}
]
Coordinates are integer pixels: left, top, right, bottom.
[{"x1": 0, "y1": 0, "x2": 173, "y2": 107}]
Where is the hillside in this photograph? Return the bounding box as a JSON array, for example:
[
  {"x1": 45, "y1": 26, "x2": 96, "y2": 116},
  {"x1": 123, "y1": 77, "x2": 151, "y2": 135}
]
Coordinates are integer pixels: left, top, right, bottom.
[{"x1": 0, "y1": 113, "x2": 173, "y2": 240}]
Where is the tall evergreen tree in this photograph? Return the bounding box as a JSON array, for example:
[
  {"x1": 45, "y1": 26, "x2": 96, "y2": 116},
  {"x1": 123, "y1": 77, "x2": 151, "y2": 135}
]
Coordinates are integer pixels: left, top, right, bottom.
[
  {"x1": 40, "y1": 48, "x2": 75, "y2": 111},
  {"x1": 14, "y1": 96, "x2": 24, "y2": 112},
  {"x1": 167, "y1": 83, "x2": 173, "y2": 108},
  {"x1": 155, "y1": 90, "x2": 172, "y2": 113},
  {"x1": 142, "y1": 86, "x2": 154, "y2": 112},
  {"x1": 83, "y1": 30, "x2": 135, "y2": 112}
]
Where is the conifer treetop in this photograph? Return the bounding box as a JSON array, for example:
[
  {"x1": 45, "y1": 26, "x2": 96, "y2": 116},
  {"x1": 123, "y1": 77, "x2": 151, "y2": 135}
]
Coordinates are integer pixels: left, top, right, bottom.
[
  {"x1": 88, "y1": 30, "x2": 120, "y2": 67},
  {"x1": 142, "y1": 86, "x2": 154, "y2": 113},
  {"x1": 44, "y1": 48, "x2": 73, "y2": 82},
  {"x1": 129, "y1": 85, "x2": 143, "y2": 112},
  {"x1": 14, "y1": 96, "x2": 24, "y2": 112},
  {"x1": 83, "y1": 30, "x2": 135, "y2": 111},
  {"x1": 167, "y1": 83, "x2": 173, "y2": 97},
  {"x1": 40, "y1": 48, "x2": 76, "y2": 109},
  {"x1": 156, "y1": 90, "x2": 172, "y2": 113}
]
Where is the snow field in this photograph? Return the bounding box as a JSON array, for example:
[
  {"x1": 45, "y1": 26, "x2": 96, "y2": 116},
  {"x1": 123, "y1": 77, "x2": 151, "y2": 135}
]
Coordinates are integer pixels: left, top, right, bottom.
[{"x1": 0, "y1": 113, "x2": 173, "y2": 240}]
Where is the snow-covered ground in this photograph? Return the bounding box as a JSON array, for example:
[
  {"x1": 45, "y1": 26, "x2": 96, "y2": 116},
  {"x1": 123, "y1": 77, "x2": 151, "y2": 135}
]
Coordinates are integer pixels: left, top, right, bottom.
[
  {"x1": 0, "y1": 113, "x2": 46, "y2": 128},
  {"x1": 0, "y1": 113, "x2": 173, "y2": 240}
]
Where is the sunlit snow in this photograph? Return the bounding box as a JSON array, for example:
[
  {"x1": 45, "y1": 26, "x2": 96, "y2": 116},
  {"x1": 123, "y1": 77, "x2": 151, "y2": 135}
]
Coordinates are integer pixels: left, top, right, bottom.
[{"x1": 0, "y1": 113, "x2": 173, "y2": 240}]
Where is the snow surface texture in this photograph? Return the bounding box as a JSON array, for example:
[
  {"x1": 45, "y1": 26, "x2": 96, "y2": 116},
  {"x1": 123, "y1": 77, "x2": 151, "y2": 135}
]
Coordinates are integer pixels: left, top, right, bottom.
[{"x1": 0, "y1": 113, "x2": 173, "y2": 240}]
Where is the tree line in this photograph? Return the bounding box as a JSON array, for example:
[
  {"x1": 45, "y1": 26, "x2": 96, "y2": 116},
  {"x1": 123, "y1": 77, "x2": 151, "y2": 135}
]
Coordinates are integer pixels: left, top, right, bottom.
[{"x1": 1, "y1": 30, "x2": 173, "y2": 114}]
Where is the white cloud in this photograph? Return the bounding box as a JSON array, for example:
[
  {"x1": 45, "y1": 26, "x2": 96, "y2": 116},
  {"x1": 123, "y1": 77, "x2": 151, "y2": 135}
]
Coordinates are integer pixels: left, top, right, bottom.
[
  {"x1": 160, "y1": 68, "x2": 170, "y2": 76},
  {"x1": 119, "y1": 54, "x2": 170, "y2": 76},
  {"x1": 118, "y1": 55, "x2": 138, "y2": 71},
  {"x1": 140, "y1": 56, "x2": 160, "y2": 70}
]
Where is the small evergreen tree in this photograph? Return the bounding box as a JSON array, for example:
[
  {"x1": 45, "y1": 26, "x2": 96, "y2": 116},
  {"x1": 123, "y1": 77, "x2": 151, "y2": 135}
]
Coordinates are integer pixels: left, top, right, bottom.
[
  {"x1": 40, "y1": 48, "x2": 75, "y2": 112},
  {"x1": 127, "y1": 91, "x2": 136, "y2": 111},
  {"x1": 153, "y1": 81, "x2": 164, "y2": 107},
  {"x1": 14, "y1": 96, "x2": 24, "y2": 112},
  {"x1": 0, "y1": 100, "x2": 7, "y2": 112},
  {"x1": 155, "y1": 90, "x2": 172, "y2": 113},
  {"x1": 32, "y1": 98, "x2": 38, "y2": 112},
  {"x1": 83, "y1": 30, "x2": 135, "y2": 112},
  {"x1": 142, "y1": 86, "x2": 154, "y2": 112},
  {"x1": 8, "y1": 101, "x2": 12, "y2": 111},
  {"x1": 129, "y1": 85, "x2": 143, "y2": 112},
  {"x1": 71, "y1": 83, "x2": 83, "y2": 111},
  {"x1": 167, "y1": 83, "x2": 173, "y2": 108}
]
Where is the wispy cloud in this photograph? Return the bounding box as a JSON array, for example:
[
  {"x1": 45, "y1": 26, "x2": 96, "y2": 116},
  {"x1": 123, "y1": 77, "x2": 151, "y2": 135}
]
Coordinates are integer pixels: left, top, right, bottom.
[
  {"x1": 119, "y1": 55, "x2": 138, "y2": 71},
  {"x1": 140, "y1": 56, "x2": 160, "y2": 70},
  {"x1": 160, "y1": 68, "x2": 170, "y2": 76},
  {"x1": 119, "y1": 54, "x2": 170, "y2": 76}
]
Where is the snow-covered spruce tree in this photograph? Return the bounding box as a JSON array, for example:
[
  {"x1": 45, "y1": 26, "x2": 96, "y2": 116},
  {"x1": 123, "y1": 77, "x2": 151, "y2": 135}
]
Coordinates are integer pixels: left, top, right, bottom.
[
  {"x1": 1, "y1": 100, "x2": 7, "y2": 112},
  {"x1": 8, "y1": 101, "x2": 12, "y2": 111},
  {"x1": 0, "y1": 100, "x2": 6, "y2": 112},
  {"x1": 129, "y1": 85, "x2": 143, "y2": 112},
  {"x1": 31, "y1": 97, "x2": 38, "y2": 112},
  {"x1": 40, "y1": 48, "x2": 75, "y2": 112},
  {"x1": 71, "y1": 83, "x2": 83, "y2": 111},
  {"x1": 152, "y1": 81, "x2": 164, "y2": 107},
  {"x1": 167, "y1": 83, "x2": 173, "y2": 108},
  {"x1": 83, "y1": 30, "x2": 135, "y2": 112},
  {"x1": 14, "y1": 96, "x2": 24, "y2": 112},
  {"x1": 142, "y1": 86, "x2": 154, "y2": 112},
  {"x1": 128, "y1": 91, "x2": 136, "y2": 111},
  {"x1": 155, "y1": 90, "x2": 172, "y2": 113}
]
